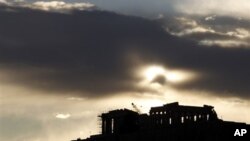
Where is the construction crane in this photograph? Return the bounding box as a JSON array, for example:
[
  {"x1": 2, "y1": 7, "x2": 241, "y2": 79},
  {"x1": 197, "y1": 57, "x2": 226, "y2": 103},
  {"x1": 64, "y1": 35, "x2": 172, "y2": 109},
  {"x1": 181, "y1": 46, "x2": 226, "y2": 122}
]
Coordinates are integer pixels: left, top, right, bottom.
[{"x1": 131, "y1": 103, "x2": 142, "y2": 114}]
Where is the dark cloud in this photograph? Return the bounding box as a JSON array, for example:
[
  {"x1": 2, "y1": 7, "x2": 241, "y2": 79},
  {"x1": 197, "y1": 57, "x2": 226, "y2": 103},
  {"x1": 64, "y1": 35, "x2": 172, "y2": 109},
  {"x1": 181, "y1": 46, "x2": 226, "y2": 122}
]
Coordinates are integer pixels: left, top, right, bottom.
[
  {"x1": 151, "y1": 75, "x2": 167, "y2": 85},
  {"x1": 0, "y1": 5, "x2": 166, "y2": 96},
  {"x1": 0, "y1": 5, "x2": 250, "y2": 99}
]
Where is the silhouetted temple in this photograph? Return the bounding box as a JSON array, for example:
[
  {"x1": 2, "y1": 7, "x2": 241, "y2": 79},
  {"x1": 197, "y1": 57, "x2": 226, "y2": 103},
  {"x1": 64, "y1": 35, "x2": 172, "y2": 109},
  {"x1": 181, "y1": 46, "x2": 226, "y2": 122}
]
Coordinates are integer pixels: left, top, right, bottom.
[{"x1": 72, "y1": 102, "x2": 249, "y2": 141}]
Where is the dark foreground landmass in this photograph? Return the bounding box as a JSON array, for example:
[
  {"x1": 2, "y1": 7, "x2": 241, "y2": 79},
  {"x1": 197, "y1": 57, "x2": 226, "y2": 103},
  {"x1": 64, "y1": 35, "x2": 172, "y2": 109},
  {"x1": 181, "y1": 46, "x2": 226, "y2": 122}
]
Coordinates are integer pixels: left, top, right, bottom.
[{"x1": 73, "y1": 102, "x2": 250, "y2": 141}]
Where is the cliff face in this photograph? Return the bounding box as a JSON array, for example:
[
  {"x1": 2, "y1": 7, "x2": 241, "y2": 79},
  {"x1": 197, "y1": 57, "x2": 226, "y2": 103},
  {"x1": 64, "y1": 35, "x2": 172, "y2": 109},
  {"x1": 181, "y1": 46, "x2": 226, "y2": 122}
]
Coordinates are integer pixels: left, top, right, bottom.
[{"x1": 72, "y1": 103, "x2": 250, "y2": 141}]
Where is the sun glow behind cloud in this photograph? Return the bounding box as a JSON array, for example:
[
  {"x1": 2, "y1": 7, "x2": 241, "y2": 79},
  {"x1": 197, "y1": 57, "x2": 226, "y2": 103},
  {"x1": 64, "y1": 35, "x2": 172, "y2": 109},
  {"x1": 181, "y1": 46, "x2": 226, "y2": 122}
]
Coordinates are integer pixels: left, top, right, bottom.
[
  {"x1": 144, "y1": 65, "x2": 166, "y2": 82},
  {"x1": 140, "y1": 65, "x2": 196, "y2": 84}
]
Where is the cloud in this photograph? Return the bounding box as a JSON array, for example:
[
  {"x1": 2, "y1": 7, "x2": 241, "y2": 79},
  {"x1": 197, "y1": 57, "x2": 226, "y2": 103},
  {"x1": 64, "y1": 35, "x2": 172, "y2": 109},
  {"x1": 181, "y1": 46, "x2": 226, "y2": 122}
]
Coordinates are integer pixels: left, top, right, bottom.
[
  {"x1": 0, "y1": 5, "x2": 164, "y2": 96},
  {"x1": 0, "y1": 0, "x2": 9, "y2": 5},
  {"x1": 55, "y1": 113, "x2": 71, "y2": 119},
  {"x1": 29, "y1": 1, "x2": 95, "y2": 12},
  {"x1": 5, "y1": 0, "x2": 250, "y2": 19},
  {"x1": 164, "y1": 16, "x2": 250, "y2": 48},
  {"x1": 166, "y1": 17, "x2": 216, "y2": 37},
  {"x1": 2, "y1": 0, "x2": 95, "y2": 13},
  {"x1": 205, "y1": 15, "x2": 216, "y2": 21},
  {"x1": 0, "y1": 0, "x2": 6, "y2": 3},
  {"x1": 230, "y1": 28, "x2": 250, "y2": 39},
  {"x1": 175, "y1": 0, "x2": 250, "y2": 19},
  {"x1": 199, "y1": 40, "x2": 249, "y2": 48},
  {"x1": 0, "y1": 5, "x2": 250, "y2": 99}
]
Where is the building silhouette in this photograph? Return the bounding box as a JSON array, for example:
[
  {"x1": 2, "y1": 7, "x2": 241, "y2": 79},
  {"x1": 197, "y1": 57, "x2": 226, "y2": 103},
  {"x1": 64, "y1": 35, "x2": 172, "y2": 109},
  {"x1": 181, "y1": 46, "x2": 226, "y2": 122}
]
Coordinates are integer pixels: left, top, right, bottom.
[{"x1": 72, "y1": 102, "x2": 249, "y2": 141}]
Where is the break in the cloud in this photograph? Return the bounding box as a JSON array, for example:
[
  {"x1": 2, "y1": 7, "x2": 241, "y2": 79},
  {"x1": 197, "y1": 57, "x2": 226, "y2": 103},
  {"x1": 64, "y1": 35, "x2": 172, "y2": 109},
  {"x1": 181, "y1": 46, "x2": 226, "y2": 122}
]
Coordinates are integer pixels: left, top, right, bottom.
[
  {"x1": 175, "y1": 0, "x2": 250, "y2": 19},
  {"x1": 0, "y1": 5, "x2": 250, "y2": 99},
  {"x1": 83, "y1": 0, "x2": 250, "y2": 19}
]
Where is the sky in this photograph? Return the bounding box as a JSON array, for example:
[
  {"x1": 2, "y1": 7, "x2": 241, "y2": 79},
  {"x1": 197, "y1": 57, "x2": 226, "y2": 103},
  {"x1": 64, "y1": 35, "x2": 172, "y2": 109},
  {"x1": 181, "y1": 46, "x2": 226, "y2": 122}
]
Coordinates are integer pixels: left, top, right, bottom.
[{"x1": 0, "y1": 0, "x2": 250, "y2": 141}]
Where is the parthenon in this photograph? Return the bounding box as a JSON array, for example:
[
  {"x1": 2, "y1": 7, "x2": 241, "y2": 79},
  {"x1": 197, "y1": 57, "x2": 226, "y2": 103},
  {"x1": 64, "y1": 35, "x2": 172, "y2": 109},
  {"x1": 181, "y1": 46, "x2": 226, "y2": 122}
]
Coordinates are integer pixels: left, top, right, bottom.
[
  {"x1": 72, "y1": 102, "x2": 249, "y2": 141},
  {"x1": 149, "y1": 102, "x2": 218, "y2": 125}
]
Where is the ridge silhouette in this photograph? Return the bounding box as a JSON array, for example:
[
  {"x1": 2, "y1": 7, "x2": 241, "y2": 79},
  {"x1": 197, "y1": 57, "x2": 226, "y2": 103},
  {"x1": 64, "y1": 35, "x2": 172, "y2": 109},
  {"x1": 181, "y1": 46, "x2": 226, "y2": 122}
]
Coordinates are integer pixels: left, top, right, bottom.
[{"x1": 72, "y1": 102, "x2": 249, "y2": 141}]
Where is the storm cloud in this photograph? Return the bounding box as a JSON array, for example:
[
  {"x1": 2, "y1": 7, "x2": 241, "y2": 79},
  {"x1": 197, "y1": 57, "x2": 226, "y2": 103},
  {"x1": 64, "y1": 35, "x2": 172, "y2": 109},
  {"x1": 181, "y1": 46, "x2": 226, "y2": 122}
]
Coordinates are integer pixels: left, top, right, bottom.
[{"x1": 0, "y1": 5, "x2": 250, "y2": 99}]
